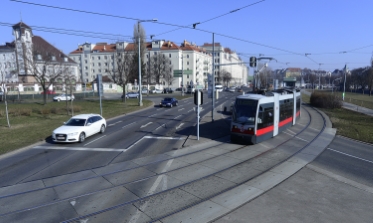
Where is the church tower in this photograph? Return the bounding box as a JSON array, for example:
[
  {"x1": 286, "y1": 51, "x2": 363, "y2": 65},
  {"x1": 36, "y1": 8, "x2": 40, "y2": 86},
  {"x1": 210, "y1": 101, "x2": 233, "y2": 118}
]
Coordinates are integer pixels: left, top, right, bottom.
[{"x1": 12, "y1": 22, "x2": 33, "y2": 78}]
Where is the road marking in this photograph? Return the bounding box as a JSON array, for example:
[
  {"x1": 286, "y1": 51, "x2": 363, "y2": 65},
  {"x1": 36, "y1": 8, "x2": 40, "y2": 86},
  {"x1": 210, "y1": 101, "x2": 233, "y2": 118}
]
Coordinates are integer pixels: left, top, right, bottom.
[
  {"x1": 122, "y1": 122, "x2": 136, "y2": 128},
  {"x1": 108, "y1": 121, "x2": 123, "y2": 126},
  {"x1": 129, "y1": 159, "x2": 174, "y2": 222},
  {"x1": 176, "y1": 123, "x2": 184, "y2": 130},
  {"x1": 33, "y1": 145, "x2": 125, "y2": 152},
  {"x1": 284, "y1": 132, "x2": 294, "y2": 137},
  {"x1": 327, "y1": 148, "x2": 373, "y2": 164},
  {"x1": 155, "y1": 123, "x2": 166, "y2": 130},
  {"x1": 295, "y1": 136, "x2": 309, "y2": 142},
  {"x1": 188, "y1": 109, "x2": 193, "y2": 113},
  {"x1": 178, "y1": 108, "x2": 184, "y2": 111},
  {"x1": 310, "y1": 127, "x2": 320, "y2": 132},
  {"x1": 84, "y1": 135, "x2": 106, "y2": 146},
  {"x1": 174, "y1": 115, "x2": 182, "y2": 119},
  {"x1": 149, "y1": 113, "x2": 157, "y2": 117},
  {"x1": 143, "y1": 136, "x2": 185, "y2": 140},
  {"x1": 141, "y1": 122, "x2": 153, "y2": 128},
  {"x1": 287, "y1": 129, "x2": 296, "y2": 135}
]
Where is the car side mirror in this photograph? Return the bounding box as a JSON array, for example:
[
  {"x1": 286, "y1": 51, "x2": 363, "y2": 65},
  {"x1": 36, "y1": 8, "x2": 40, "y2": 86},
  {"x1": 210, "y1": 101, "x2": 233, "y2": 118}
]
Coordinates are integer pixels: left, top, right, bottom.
[{"x1": 87, "y1": 123, "x2": 92, "y2": 126}]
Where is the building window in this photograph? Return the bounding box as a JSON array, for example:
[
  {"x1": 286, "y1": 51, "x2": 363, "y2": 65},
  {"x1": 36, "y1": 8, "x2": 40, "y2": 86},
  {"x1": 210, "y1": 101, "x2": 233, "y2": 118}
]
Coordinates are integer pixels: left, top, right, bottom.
[
  {"x1": 187, "y1": 54, "x2": 189, "y2": 58},
  {"x1": 105, "y1": 62, "x2": 108, "y2": 66},
  {"x1": 187, "y1": 62, "x2": 189, "y2": 65},
  {"x1": 92, "y1": 63, "x2": 95, "y2": 66},
  {"x1": 98, "y1": 63, "x2": 101, "y2": 66},
  {"x1": 92, "y1": 56, "x2": 95, "y2": 59},
  {"x1": 154, "y1": 52, "x2": 157, "y2": 55},
  {"x1": 92, "y1": 69, "x2": 95, "y2": 73},
  {"x1": 169, "y1": 54, "x2": 171, "y2": 58},
  {"x1": 104, "y1": 56, "x2": 107, "y2": 60},
  {"x1": 98, "y1": 56, "x2": 101, "y2": 60},
  {"x1": 85, "y1": 60, "x2": 87, "y2": 63}
]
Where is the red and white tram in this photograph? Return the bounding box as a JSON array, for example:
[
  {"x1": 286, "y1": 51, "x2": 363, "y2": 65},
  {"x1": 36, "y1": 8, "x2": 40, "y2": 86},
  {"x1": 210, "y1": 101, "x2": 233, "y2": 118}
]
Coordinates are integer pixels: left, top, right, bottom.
[{"x1": 230, "y1": 89, "x2": 301, "y2": 144}]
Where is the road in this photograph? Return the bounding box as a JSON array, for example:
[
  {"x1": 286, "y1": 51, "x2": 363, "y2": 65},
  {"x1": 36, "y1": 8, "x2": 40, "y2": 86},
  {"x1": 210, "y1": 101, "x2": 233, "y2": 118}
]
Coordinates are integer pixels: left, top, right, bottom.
[{"x1": 0, "y1": 91, "x2": 239, "y2": 188}]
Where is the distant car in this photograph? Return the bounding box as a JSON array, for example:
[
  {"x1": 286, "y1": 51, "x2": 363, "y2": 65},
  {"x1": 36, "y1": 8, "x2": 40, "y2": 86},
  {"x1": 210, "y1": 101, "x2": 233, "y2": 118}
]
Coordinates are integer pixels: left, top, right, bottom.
[
  {"x1": 53, "y1": 94, "x2": 75, "y2": 102},
  {"x1": 151, "y1": 89, "x2": 163, "y2": 94},
  {"x1": 160, "y1": 97, "x2": 178, "y2": 107},
  {"x1": 52, "y1": 114, "x2": 106, "y2": 143},
  {"x1": 125, "y1": 92, "x2": 139, "y2": 99},
  {"x1": 228, "y1": 87, "x2": 236, "y2": 92},
  {"x1": 41, "y1": 90, "x2": 56, "y2": 95},
  {"x1": 163, "y1": 88, "x2": 173, "y2": 94},
  {"x1": 175, "y1": 87, "x2": 186, "y2": 92},
  {"x1": 141, "y1": 89, "x2": 148, "y2": 94}
]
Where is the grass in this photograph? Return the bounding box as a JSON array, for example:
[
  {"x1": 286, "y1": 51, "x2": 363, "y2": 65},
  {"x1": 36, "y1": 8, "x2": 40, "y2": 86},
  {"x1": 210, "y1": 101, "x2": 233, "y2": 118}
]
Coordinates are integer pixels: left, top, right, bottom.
[
  {"x1": 302, "y1": 92, "x2": 373, "y2": 144},
  {"x1": 0, "y1": 98, "x2": 153, "y2": 155}
]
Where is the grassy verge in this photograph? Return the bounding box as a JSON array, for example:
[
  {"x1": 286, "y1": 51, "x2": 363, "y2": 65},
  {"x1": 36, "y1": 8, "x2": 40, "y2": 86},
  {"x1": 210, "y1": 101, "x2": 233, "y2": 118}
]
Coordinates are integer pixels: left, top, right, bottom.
[
  {"x1": 0, "y1": 99, "x2": 153, "y2": 155},
  {"x1": 302, "y1": 93, "x2": 373, "y2": 144}
]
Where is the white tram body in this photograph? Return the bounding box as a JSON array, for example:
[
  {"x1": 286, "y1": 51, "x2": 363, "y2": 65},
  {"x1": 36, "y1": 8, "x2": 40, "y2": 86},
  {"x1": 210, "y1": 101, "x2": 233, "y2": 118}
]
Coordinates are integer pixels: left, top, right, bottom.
[{"x1": 230, "y1": 89, "x2": 301, "y2": 144}]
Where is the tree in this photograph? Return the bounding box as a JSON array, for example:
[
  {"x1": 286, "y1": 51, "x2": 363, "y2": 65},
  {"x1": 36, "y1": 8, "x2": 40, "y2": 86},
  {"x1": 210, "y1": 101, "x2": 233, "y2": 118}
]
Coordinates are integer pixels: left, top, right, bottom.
[
  {"x1": 0, "y1": 68, "x2": 11, "y2": 128},
  {"x1": 106, "y1": 51, "x2": 133, "y2": 102},
  {"x1": 221, "y1": 69, "x2": 232, "y2": 86},
  {"x1": 150, "y1": 53, "x2": 172, "y2": 85},
  {"x1": 26, "y1": 44, "x2": 70, "y2": 105},
  {"x1": 130, "y1": 23, "x2": 147, "y2": 85}
]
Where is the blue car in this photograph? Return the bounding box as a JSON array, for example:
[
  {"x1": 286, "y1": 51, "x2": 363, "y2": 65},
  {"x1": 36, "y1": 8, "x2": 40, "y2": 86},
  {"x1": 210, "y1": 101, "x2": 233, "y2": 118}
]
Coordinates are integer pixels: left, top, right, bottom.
[{"x1": 160, "y1": 97, "x2": 178, "y2": 107}]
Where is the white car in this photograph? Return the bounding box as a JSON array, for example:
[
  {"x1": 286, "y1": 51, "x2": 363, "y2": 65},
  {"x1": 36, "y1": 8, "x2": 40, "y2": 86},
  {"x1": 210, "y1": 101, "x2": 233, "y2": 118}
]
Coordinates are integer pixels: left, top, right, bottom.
[
  {"x1": 151, "y1": 89, "x2": 162, "y2": 94},
  {"x1": 53, "y1": 94, "x2": 75, "y2": 102},
  {"x1": 52, "y1": 114, "x2": 106, "y2": 143}
]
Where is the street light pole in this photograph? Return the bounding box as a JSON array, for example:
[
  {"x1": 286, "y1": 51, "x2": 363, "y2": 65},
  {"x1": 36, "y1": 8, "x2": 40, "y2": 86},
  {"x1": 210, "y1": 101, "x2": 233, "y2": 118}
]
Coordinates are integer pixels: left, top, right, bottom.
[{"x1": 137, "y1": 19, "x2": 157, "y2": 106}]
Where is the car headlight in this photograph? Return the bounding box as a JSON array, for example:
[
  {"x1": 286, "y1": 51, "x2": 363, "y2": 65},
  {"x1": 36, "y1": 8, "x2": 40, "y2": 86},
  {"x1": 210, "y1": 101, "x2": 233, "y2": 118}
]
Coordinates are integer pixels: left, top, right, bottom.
[{"x1": 67, "y1": 132, "x2": 79, "y2": 136}]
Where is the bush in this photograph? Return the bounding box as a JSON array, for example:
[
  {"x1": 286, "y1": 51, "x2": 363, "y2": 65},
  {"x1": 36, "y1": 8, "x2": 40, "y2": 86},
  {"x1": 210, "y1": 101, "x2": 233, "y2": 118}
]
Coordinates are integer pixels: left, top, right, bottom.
[
  {"x1": 310, "y1": 92, "x2": 342, "y2": 109},
  {"x1": 40, "y1": 108, "x2": 50, "y2": 115},
  {"x1": 50, "y1": 107, "x2": 59, "y2": 114}
]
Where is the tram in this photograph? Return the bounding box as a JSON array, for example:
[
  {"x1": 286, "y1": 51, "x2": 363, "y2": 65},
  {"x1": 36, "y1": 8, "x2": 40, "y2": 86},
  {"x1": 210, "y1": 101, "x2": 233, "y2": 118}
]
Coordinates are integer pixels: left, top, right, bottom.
[{"x1": 230, "y1": 88, "x2": 301, "y2": 144}]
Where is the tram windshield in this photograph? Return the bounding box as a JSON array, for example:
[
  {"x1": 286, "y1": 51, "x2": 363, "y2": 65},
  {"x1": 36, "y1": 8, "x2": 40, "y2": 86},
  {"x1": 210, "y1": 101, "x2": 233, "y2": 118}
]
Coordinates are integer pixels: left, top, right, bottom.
[{"x1": 233, "y1": 99, "x2": 258, "y2": 124}]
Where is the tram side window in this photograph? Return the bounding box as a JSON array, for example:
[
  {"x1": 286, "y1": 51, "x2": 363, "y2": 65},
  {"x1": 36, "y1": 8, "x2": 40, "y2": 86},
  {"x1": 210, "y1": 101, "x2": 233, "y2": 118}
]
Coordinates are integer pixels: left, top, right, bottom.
[
  {"x1": 280, "y1": 100, "x2": 293, "y2": 121},
  {"x1": 257, "y1": 103, "x2": 274, "y2": 129}
]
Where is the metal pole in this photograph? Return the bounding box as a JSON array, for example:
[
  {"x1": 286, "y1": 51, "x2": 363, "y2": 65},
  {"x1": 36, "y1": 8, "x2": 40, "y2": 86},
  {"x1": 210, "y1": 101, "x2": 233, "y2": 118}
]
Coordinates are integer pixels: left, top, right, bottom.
[
  {"x1": 181, "y1": 54, "x2": 184, "y2": 96},
  {"x1": 197, "y1": 102, "x2": 200, "y2": 140},
  {"x1": 343, "y1": 66, "x2": 346, "y2": 101},
  {"x1": 138, "y1": 22, "x2": 143, "y2": 106},
  {"x1": 211, "y1": 33, "x2": 215, "y2": 122}
]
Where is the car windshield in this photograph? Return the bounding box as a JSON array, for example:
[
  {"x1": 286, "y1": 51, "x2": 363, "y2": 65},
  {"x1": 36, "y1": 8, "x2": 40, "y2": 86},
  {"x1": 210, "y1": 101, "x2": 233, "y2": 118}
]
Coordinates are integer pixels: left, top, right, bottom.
[
  {"x1": 163, "y1": 98, "x2": 172, "y2": 101},
  {"x1": 233, "y1": 99, "x2": 258, "y2": 124},
  {"x1": 65, "y1": 118, "x2": 86, "y2": 126}
]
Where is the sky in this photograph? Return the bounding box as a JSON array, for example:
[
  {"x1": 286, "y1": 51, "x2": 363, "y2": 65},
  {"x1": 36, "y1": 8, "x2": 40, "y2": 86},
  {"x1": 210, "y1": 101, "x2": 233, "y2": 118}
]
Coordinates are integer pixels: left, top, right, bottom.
[{"x1": 1, "y1": 0, "x2": 372, "y2": 75}]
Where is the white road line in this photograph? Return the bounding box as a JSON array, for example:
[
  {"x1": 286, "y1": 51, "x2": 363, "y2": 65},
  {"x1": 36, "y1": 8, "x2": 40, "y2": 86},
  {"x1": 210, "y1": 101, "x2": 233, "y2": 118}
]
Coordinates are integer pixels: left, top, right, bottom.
[
  {"x1": 122, "y1": 122, "x2": 136, "y2": 128},
  {"x1": 174, "y1": 115, "x2": 182, "y2": 119},
  {"x1": 129, "y1": 159, "x2": 174, "y2": 223},
  {"x1": 178, "y1": 108, "x2": 184, "y2": 111},
  {"x1": 108, "y1": 124, "x2": 115, "y2": 126},
  {"x1": 155, "y1": 124, "x2": 166, "y2": 130},
  {"x1": 287, "y1": 129, "x2": 297, "y2": 135},
  {"x1": 140, "y1": 122, "x2": 153, "y2": 128},
  {"x1": 143, "y1": 136, "x2": 185, "y2": 140},
  {"x1": 327, "y1": 148, "x2": 373, "y2": 164},
  {"x1": 295, "y1": 136, "x2": 309, "y2": 142},
  {"x1": 126, "y1": 137, "x2": 145, "y2": 150},
  {"x1": 149, "y1": 113, "x2": 157, "y2": 117},
  {"x1": 284, "y1": 132, "x2": 295, "y2": 137},
  {"x1": 310, "y1": 127, "x2": 320, "y2": 132},
  {"x1": 84, "y1": 135, "x2": 106, "y2": 146},
  {"x1": 108, "y1": 121, "x2": 123, "y2": 126},
  {"x1": 33, "y1": 145, "x2": 125, "y2": 152},
  {"x1": 188, "y1": 109, "x2": 193, "y2": 113},
  {"x1": 176, "y1": 123, "x2": 184, "y2": 130}
]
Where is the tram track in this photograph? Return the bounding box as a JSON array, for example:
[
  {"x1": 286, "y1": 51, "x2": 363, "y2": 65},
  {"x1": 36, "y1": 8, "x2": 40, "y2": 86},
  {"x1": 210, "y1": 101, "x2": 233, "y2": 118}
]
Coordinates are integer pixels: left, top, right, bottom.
[{"x1": 0, "y1": 105, "x2": 328, "y2": 222}]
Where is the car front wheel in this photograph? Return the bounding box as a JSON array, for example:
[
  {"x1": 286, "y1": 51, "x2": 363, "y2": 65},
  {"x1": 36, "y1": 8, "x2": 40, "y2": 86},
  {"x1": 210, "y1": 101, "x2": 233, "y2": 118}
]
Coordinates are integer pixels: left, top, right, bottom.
[
  {"x1": 79, "y1": 133, "x2": 85, "y2": 143},
  {"x1": 100, "y1": 125, "x2": 105, "y2": 133}
]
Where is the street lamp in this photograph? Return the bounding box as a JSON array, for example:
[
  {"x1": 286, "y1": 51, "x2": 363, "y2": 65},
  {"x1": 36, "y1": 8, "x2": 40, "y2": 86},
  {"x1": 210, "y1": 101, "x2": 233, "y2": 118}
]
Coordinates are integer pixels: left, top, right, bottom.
[
  {"x1": 138, "y1": 18, "x2": 157, "y2": 106},
  {"x1": 254, "y1": 56, "x2": 276, "y2": 90},
  {"x1": 332, "y1": 77, "x2": 342, "y2": 93}
]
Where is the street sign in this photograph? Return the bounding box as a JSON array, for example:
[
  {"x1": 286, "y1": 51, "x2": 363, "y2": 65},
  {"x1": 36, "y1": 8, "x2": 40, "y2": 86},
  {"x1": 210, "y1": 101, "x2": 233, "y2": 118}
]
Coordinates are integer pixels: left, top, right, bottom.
[{"x1": 173, "y1": 70, "x2": 193, "y2": 77}]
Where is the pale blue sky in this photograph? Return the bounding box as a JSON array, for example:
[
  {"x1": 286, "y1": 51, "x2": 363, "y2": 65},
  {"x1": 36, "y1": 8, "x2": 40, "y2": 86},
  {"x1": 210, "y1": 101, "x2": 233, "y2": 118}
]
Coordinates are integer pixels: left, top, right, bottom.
[{"x1": 1, "y1": 0, "x2": 372, "y2": 73}]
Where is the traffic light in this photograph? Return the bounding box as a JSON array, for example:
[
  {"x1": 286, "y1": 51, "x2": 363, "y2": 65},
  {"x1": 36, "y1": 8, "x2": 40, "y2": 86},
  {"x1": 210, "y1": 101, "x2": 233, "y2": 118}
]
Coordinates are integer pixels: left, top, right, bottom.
[
  {"x1": 194, "y1": 90, "x2": 203, "y2": 105},
  {"x1": 250, "y1": 56, "x2": 257, "y2": 67}
]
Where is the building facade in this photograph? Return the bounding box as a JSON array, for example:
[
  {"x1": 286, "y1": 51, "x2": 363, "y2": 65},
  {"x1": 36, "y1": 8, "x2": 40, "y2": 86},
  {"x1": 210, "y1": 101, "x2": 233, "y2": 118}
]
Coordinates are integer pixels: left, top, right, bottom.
[
  {"x1": 201, "y1": 43, "x2": 248, "y2": 86},
  {"x1": 0, "y1": 22, "x2": 79, "y2": 93}
]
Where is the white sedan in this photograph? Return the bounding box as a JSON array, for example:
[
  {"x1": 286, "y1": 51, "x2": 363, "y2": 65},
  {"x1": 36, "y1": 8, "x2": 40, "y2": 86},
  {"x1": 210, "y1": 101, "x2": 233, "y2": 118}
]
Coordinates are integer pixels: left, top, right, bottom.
[
  {"x1": 52, "y1": 114, "x2": 106, "y2": 143},
  {"x1": 151, "y1": 89, "x2": 162, "y2": 94},
  {"x1": 53, "y1": 94, "x2": 75, "y2": 102}
]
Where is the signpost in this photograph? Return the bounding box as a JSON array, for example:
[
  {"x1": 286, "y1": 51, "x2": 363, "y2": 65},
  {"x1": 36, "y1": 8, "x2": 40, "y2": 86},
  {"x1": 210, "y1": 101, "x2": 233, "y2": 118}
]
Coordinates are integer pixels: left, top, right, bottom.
[{"x1": 194, "y1": 90, "x2": 203, "y2": 140}]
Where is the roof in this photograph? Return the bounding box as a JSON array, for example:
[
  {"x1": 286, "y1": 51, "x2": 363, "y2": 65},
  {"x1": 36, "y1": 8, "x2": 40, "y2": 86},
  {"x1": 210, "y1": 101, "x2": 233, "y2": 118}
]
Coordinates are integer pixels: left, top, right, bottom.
[
  {"x1": 32, "y1": 36, "x2": 76, "y2": 63},
  {"x1": 71, "y1": 114, "x2": 102, "y2": 119},
  {"x1": 180, "y1": 40, "x2": 207, "y2": 53},
  {"x1": 0, "y1": 42, "x2": 15, "y2": 52},
  {"x1": 202, "y1": 43, "x2": 221, "y2": 47},
  {"x1": 12, "y1": 22, "x2": 33, "y2": 35},
  {"x1": 286, "y1": 68, "x2": 302, "y2": 72}
]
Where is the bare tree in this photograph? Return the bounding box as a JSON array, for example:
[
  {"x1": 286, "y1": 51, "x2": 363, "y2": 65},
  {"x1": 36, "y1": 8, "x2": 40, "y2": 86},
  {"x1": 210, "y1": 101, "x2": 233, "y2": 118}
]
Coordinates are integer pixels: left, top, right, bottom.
[
  {"x1": 63, "y1": 71, "x2": 76, "y2": 115},
  {"x1": 130, "y1": 23, "x2": 147, "y2": 85},
  {"x1": 25, "y1": 44, "x2": 69, "y2": 105},
  {"x1": 221, "y1": 69, "x2": 232, "y2": 86},
  {"x1": 150, "y1": 53, "x2": 172, "y2": 85},
  {"x1": 0, "y1": 68, "x2": 11, "y2": 128},
  {"x1": 367, "y1": 62, "x2": 373, "y2": 96},
  {"x1": 106, "y1": 51, "x2": 133, "y2": 102}
]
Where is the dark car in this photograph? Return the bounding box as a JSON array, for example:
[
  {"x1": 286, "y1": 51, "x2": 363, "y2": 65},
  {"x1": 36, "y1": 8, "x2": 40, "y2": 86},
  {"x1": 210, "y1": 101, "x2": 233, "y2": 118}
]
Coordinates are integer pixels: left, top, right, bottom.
[
  {"x1": 163, "y1": 88, "x2": 173, "y2": 93},
  {"x1": 159, "y1": 97, "x2": 178, "y2": 107}
]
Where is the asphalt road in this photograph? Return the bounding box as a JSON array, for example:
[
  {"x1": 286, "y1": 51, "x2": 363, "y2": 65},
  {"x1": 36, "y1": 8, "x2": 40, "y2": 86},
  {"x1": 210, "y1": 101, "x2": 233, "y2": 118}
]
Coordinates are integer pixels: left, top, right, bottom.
[{"x1": 0, "y1": 91, "x2": 240, "y2": 188}]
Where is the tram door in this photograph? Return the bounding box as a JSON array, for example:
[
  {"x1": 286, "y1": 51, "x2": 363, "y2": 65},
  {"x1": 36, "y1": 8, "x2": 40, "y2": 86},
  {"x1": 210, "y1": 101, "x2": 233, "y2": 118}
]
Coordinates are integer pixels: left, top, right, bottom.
[{"x1": 273, "y1": 94, "x2": 279, "y2": 136}]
